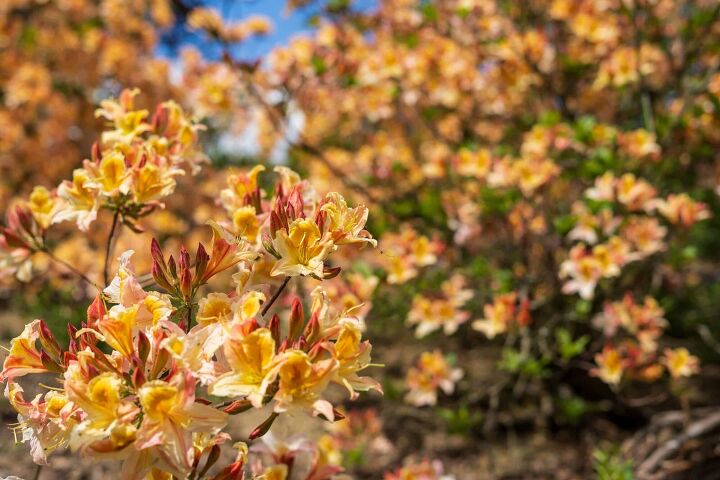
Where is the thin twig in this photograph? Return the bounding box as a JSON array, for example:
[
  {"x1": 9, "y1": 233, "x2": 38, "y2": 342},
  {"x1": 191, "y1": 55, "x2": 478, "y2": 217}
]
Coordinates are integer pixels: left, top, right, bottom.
[
  {"x1": 103, "y1": 210, "x2": 121, "y2": 286},
  {"x1": 261, "y1": 276, "x2": 290, "y2": 317},
  {"x1": 42, "y1": 248, "x2": 98, "y2": 290}
]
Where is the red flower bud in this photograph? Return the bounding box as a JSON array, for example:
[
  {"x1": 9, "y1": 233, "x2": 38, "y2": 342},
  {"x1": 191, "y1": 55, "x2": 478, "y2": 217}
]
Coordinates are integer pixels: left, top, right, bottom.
[
  {"x1": 248, "y1": 412, "x2": 279, "y2": 440},
  {"x1": 287, "y1": 298, "x2": 305, "y2": 341}
]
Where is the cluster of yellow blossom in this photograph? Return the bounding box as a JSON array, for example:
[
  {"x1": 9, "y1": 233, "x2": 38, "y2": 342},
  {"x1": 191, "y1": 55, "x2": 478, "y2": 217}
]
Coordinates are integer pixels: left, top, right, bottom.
[
  {"x1": 406, "y1": 275, "x2": 473, "y2": 338},
  {"x1": 0, "y1": 89, "x2": 206, "y2": 283},
  {"x1": 591, "y1": 294, "x2": 699, "y2": 386},
  {"x1": 0, "y1": 87, "x2": 382, "y2": 475},
  {"x1": 2, "y1": 223, "x2": 380, "y2": 477},
  {"x1": 560, "y1": 173, "x2": 710, "y2": 300},
  {"x1": 472, "y1": 293, "x2": 532, "y2": 340},
  {"x1": 404, "y1": 350, "x2": 463, "y2": 407},
  {"x1": 0, "y1": 0, "x2": 177, "y2": 208},
  {"x1": 378, "y1": 226, "x2": 442, "y2": 285}
]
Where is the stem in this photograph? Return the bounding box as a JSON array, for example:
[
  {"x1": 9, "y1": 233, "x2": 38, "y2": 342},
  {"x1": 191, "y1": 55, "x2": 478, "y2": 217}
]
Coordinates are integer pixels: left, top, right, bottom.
[
  {"x1": 33, "y1": 465, "x2": 42, "y2": 480},
  {"x1": 42, "y1": 248, "x2": 99, "y2": 291},
  {"x1": 103, "y1": 210, "x2": 121, "y2": 286},
  {"x1": 261, "y1": 276, "x2": 290, "y2": 317}
]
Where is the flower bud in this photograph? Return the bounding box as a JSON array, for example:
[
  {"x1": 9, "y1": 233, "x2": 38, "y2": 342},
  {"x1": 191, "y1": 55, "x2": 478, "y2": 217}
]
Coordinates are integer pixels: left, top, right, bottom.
[
  {"x1": 194, "y1": 242, "x2": 210, "y2": 286},
  {"x1": 287, "y1": 298, "x2": 304, "y2": 341},
  {"x1": 222, "y1": 399, "x2": 253, "y2": 415},
  {"x1": 248, "y1": 412, "x2": 279, "y2": 440},
  {"x1": 38, "y1": 320, "x2": 62, "y2": 361}
]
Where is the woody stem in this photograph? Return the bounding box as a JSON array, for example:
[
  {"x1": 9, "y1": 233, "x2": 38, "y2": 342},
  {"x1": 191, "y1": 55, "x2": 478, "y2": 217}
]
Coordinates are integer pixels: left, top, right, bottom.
[
  {"x1": 261, "y1": 276, "x2": 291, "y2": 317},
  {"x1": 41, "y1": 248, "x2": 98, "y2": 290},
  {"x1": 103, "y1": 209, "x2": 121, "y2": 287}
]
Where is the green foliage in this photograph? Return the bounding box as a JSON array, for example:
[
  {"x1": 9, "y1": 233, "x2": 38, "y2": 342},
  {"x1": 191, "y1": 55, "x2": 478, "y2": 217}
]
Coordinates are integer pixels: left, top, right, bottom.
[
  {"x1": 438, "y1": 404, "x2": 482, "y2": 435},
  {"x1": 555, "y1": 391, "x2": 592, "y2": 425},
  {"x1": 556, "y1": 328, "x2": 589, "y2": 361},
  {"x1": 498, "y1": 348, "x2": 551, "y2": 379},
  {"x1": 593, "y1": 446, "x2": 635, "y2": 480}
]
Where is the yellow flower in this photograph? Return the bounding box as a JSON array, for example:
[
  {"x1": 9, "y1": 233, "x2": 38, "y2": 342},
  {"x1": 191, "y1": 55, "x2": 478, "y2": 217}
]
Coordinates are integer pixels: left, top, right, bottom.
[
  {"x1": 232, "y1": 290, "x2": 265, "y2": 324},
  {"x1": 456, "y1": 147, "x2": 491, "y2": 178},
  {"x1": 331, "y1": 320, "x2": 381, "y2": 399},
  {"x1": 592, "y1": 346, "x2": 624, "y2": 385},
  {"x1": 0, "y1": 320, "x2": 47, "y2": 381},
  {"x1": 221, "y1": 165, "x2": 266, "y2": 211},
  {"x1": 267, "y1": 349, "x2": 337, "y2": 417},
  {"x1": 320, "y1": 192, "x2": 376, "y2": 246},
  {"x1": 232, "y1": 205, "x2": 261, "y2": 243},
  {"x1": 196, "y1": 292, "x2": 234, "y2": 326},
  {"x1": 208, "y1": 328, "x2": 276, "y2": 407},
  {"x1": 98, "y1": 304, "x2": 139, "y2": 358},
  {"x1": 663, "y1": 348, "x2": 699, "y2": 379},
  {"x1": 95, "y1": 150, "x2": 130, "y2": 195},
  {"x1": 132, "y1": 161, "x2": 182, "y2": 204},
  {"x1": 137, "y1": 372, "x2": 227, "y2": 476},
  {"x1": 271, "y1": 218, "x2": 335, "y2": 278},
  {"x1": 28, "y1": 186, "x2": 60, "y2": 230},
  {"x1": 56, "y1": 169, "x2": 99, "y2": 231}
]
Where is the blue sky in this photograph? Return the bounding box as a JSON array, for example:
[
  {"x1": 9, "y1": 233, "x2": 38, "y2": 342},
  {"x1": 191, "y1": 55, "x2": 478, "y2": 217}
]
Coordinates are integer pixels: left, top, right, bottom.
[{"x1": 159, "y1": 0, "x2": 377, "y2": 60}]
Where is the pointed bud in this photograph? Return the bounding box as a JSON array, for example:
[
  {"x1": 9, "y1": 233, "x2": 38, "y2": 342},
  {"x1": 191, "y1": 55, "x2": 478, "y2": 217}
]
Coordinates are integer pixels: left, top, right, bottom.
[
  {"x1": 288, "y1": 298, "x2": 304, "y2": 342},
  {"x1": 269, "y1": 211, "x2": 283, "y2": 238},
  {"x1": 150, "y1": 238, "x2": 167, "y2": 270},
  {"x1": 168, "y1": 255, "x2": 177, "y2": 279},
  {"x1": 268, "y1": 314, "x2": 280, "y2": 345},
  {"x1": 323, "y1": 266, "x2": 342, "y2": 279},
  {"x1": 91, "y1": 142, "x2": 102, "y2": 163},
  {"x1": 137, "y1": 330, "x2": 151, "y2": 363},
  {"x1": 194, "y1": 243, "x2": 209, "y2": 286},
  {"x1": 38, "y1": 320, "x2": 61, "y2": 361},
  {"x1": 222, "y1": 399, "x2": 253, "y2": 415},
  {"x1": 248, "y1": 412, "x2": 279, "y2": 440},
  {"x1": 1, "y1": 228, "x2": 31, "y2": 249},
  {"x1": 150, "y1": 347, "x2": 170, "y2": 380},
  {"x1": 180, "y1": 265, "x2": 193, "y2": 299},
  {"x1": 152, "y1": 260, "x2": 175, "y2": 292},
  {"x1": 179, "y1": 246, "x2": 193, "y2": 298},
  {"x1": 197, "y1": 444, "x2": 222, "y2": 479},
  {"x1": 86, "y1": 295, "x2": 106, "y2": 328},
  {"x1": 131, "y1": 367, "x2": 146, "y2": 388},
  {"x1": 303, "y1": 312, "x2": 320, "y2": 344},
  {"x1": 316, "y1": 210, "x2": 326, "y2": 232},
  {"x1": 262, "y1": 233, "x2": 281, "y2": 259},
  {"x1": 40, "y1": 350, "x2": 62, "y2": 373}
]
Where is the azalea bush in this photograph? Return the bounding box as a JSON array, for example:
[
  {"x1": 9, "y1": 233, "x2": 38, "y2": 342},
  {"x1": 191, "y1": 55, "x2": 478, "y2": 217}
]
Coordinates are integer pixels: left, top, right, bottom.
[
  {"x1": 2, "y1": 0, "x2": 720, "y2": 478},
  {"x1": 0, "y1": 92, "x2": 381, "y2": 478}
]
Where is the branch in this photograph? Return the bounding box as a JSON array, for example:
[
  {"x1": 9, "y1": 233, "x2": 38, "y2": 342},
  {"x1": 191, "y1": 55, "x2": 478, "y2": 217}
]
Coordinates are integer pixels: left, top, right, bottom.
[
  {"x1": 103, "y1": 210, "x2": 121, "y2": 286},
  {"x1": 261, "y1": 276, "x2": 290, "y2": 317},
  {"x1": 41, "y1": 248, "x2": 99, "y2": 291}
]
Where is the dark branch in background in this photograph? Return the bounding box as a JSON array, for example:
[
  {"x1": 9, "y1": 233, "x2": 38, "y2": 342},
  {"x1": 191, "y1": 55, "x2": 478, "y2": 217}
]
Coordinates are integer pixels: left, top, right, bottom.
[{"x1": 221, "y1": 52, "x2": 383, "y2": 205}]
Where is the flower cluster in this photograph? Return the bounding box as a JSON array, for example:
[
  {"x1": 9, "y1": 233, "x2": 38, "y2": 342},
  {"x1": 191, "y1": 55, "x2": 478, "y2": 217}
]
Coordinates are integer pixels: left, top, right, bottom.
[
  {"x1": 378, "y1": 226, "x2": 442, "y2": 285},
  {"x1": 0, "y1": 88, "x2": 206, "y2": 283},
  {"x1": 406, "y1": 275, "x2": 473, "y2": 338},
  {"x1": 0, "y1": 74, "x2": 389, "y2": 475},
  {"x1": 591, "y1": 294, "x2": 699, "y2": 386},
  {"x1": 405, "y1": 350, "x2": 463, "y2": 407}
]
